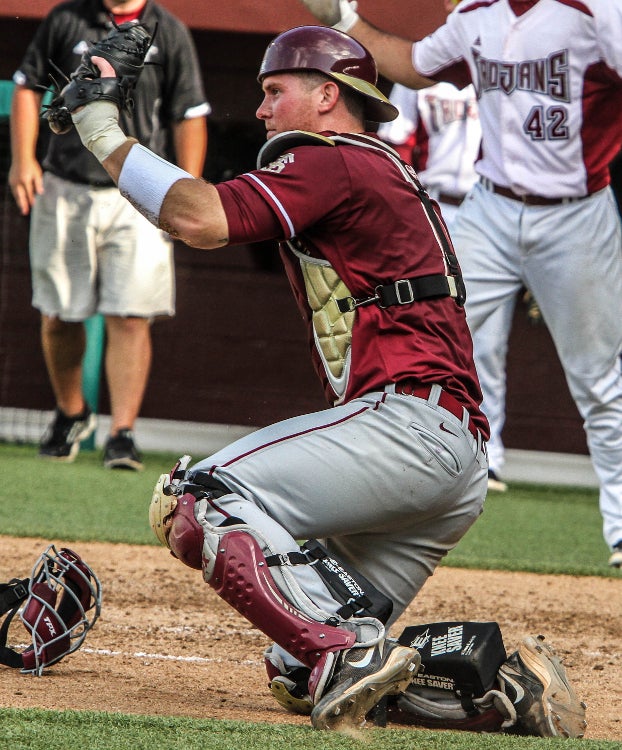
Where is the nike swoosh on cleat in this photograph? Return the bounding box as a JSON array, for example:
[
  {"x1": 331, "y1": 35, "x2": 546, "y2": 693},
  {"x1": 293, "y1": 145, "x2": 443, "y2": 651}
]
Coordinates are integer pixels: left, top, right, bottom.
[{"x1": 351, "y1": 648, "x2": 377, "y2": 669}]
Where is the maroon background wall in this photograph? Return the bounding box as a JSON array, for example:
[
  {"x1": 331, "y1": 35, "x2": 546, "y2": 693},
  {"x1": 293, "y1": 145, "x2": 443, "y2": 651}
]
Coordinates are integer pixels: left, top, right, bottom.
[
  {"x1": 0, "y1": 2, "x2": 588, "y2": 453},
  {"x1": 0, "y1": 0, "x2": 446, "y2": 36}
]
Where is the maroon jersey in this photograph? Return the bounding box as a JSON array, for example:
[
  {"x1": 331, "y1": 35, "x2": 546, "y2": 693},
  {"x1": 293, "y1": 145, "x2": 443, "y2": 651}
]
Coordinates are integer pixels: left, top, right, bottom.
[{"x1": 215, "y1": 132, "x2": 488, "y2": 437}]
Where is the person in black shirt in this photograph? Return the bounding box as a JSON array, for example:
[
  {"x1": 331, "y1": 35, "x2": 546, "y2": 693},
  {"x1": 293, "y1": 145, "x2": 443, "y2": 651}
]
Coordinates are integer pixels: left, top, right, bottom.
[{"x1": 9, "y1": 0, "x2": 209, "y2": 469}]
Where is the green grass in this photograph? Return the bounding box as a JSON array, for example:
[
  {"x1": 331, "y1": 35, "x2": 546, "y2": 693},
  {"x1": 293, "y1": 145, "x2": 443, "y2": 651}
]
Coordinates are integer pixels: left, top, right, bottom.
[
  {"x1": 1, "y1": 441, "x2": 619, "y2": 748},
  {"x1": 0, "y1": 709, "x2": 619, "y2": 750},
  {"x1": 445, "y1": 483, "x2": 612, "y2": 576},
  {"x1": 1, "y1": 443, "x2": 179, "y2": 544},
  {"x1": 0, "y1": 443, "x2": 614, "y2": 575}
]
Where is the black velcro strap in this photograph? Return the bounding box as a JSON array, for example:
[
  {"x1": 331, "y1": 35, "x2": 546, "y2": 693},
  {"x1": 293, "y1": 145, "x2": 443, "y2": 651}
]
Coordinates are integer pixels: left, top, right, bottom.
[
  {"x1": 265, "y1": 551, "x2": 309, "y2": 567},
  {"x1": 376, "y1": 275, "x2": 454, "y2": 308},
  {"x1": 0, "y1": 579, "x2": 29, "y2": 617},
  {"x1": 336, "y1": 274, "x2": 456, "y2": 313},
  {"x1": 0, "y1": 579, "x2": 30, "y2": 670},
  {"x1": 336, "y1": 595, "x2": 374, "y2": 620},
  {"x1": 0, "y1": 645, "x2": 24, "y2": 669}
]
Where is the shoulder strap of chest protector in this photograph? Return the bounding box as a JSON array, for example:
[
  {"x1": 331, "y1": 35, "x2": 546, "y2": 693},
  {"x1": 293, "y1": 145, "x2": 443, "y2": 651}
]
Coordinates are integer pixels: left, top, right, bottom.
[{"x1": 256, "y1": 130, "x2": 466, "y2": 307}]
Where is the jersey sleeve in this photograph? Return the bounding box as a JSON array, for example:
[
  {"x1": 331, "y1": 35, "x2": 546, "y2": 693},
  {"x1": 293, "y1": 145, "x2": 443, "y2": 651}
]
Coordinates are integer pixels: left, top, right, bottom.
[
  {"x1": 215, "y1": 180, "x2": 283, "y2": 245},
  {"x1": 412, "y1": 11, "x2": 472, "y2": 89},
  {"x1": 214, "y1": 144, "x2": 354, "y2": 244}
]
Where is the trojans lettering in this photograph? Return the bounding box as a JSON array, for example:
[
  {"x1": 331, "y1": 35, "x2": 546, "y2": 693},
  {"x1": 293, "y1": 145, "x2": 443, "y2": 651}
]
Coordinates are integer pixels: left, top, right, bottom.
[{"x1": 472, "y1": 48, "x2": 569, "y2": 102}]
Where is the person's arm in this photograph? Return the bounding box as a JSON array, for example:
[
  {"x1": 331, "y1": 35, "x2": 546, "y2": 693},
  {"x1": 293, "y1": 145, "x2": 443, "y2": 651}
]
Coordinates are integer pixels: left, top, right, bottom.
[
  {"x1": 348, "y1": 20, "x2": 434, "y2": 89},
  {"x1": 73, "y1": 58, "x2": 227, "y2": 250},
  {"x1": 171, "y1": 116, "x2": 207, "y2": 178},
  {"x1": 8, "y1": 85, "x2": 44, "y2": 216},
  {"x1": 299, "y1": 0, "x2": 435, "y2": 88}
]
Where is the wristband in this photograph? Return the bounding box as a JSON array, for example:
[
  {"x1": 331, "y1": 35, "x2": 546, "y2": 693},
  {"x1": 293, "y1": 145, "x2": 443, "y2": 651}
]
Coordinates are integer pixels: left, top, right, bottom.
[
  {"x1": 71, "y1": 100, "x2": 127, "y2": 163},
  {"x1": 118, "y1": 144, "x2": 193, "y2": 226},
  {"x1": 334, "y1": 0, "x2": 359, "y2": 32}
]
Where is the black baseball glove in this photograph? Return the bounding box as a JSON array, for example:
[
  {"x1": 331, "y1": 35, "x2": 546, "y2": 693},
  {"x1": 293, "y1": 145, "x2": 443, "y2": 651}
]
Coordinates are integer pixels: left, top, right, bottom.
[{"x1": 43, "y1": 21, "x2": 154, "y2": 135}]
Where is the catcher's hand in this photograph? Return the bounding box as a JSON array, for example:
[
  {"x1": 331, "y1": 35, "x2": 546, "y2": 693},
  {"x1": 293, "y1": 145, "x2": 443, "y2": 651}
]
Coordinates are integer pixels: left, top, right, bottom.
[{"x1": 43, "y1": 21, "x2": 153, "y2": 135}]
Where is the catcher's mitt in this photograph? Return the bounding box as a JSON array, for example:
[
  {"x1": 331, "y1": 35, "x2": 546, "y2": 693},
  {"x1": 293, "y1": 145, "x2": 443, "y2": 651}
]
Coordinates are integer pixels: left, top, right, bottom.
[{"x1": 43, "y1": 21, "x2": 154, "y2": 135}]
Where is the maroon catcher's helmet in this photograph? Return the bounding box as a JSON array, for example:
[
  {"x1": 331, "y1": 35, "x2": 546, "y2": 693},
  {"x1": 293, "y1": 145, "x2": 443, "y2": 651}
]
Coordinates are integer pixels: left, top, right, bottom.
[
  {"x1": 258, "y1": 25, "x2": 398, "y2": 123},
  {"x1": 0, "y1": 545, "x2": 102, "y2": 675}
]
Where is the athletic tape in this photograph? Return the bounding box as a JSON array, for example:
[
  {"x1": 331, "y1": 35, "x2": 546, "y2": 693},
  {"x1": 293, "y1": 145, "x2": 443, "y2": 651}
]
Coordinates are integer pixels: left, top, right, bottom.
[{"x1": 72, "y1": 100, "x2": 127, "y2": 163}]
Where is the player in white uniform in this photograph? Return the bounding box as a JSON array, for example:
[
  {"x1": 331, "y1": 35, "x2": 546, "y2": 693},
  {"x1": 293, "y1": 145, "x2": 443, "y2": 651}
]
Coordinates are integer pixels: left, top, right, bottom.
[
  {"x1": 378, "y1": 82, "x2": 479, "y2": 227},
  {"x1": 299, "y1": 0, "x2": 622, "y2": 566}
]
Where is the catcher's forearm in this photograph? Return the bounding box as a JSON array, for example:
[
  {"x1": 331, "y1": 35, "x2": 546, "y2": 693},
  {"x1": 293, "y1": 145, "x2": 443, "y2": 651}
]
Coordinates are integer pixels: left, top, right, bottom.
[{"x1": 73, "y1": 102, "x2": 227, "y2": 248}]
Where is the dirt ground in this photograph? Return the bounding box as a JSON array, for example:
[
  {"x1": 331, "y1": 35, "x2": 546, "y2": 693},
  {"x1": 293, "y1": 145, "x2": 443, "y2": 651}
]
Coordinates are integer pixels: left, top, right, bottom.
[{"x1": 1, "y1": 536, "x2": 621, "y2": 741}]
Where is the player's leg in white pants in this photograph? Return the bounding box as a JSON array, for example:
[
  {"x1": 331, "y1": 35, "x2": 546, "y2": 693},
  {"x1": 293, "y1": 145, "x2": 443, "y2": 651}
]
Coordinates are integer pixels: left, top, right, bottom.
[
  {"x1": 522, "y1": 188, "x2": 622, "y2": 551},
  {"x1": 451, "y1": 183, "x2": 524, "y2": 479},
  {"x1": 470, "y1": 301, "x2": 517, "y2": 478}
]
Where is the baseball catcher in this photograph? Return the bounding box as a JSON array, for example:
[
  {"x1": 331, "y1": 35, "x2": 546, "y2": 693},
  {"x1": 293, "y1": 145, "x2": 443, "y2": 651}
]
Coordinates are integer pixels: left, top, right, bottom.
[
  {"x1": 60, "y1": 18, "x2": 587, "y2": 737},
  {"x1": 0, "y1": 545, "x2": 102, "y2": 675},
  {"x1": 43, "y1": 20, "x2": 153, "y2": 135}
]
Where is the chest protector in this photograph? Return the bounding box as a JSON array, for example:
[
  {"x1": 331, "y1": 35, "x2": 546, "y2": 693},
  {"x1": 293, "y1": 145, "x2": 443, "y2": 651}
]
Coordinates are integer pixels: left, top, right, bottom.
[{"x1": 257, "y1": 131, "x2": 466, "y2": 404}]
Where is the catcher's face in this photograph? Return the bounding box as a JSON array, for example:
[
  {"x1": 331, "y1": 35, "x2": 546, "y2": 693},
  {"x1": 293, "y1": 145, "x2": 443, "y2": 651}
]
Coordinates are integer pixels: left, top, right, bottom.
[{"x1": 257, "y1": 73, "x2": 331, "y2": 139}]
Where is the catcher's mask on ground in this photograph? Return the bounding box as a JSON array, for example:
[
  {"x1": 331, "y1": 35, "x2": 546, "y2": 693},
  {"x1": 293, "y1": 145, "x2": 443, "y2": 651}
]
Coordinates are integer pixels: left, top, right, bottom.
[
  {"x1": 258, "y1": 25, "x2": 398, "y2": 123},
  {"x1": 0, "y1": 545, "x2": 102, "y2": 675}
]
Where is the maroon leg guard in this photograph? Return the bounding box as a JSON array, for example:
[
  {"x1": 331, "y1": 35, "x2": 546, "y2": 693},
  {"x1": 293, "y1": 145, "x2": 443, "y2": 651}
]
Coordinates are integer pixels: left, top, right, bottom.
[{"x1": 209, "y1": 530, "x2": 355, "y2": 669}]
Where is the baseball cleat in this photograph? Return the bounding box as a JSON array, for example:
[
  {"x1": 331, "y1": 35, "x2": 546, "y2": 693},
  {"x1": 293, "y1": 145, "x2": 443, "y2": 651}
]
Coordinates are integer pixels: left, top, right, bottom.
[
  {"x1": 487, "y1": 469, "x2": 508, "y2": 492},
  {"x1": 498, "y1": 634, "x2": 587, "y2": 738},
  {"x1": 39, "y1": 406, "x2": 96, "y2": 462},
  {"x1": 608, "y1": 541, "x2": 622, "y2": 568},
  {"x1": 103, "y1": 428, "x2": 144, "y2": 471},
  {"x1": 311, "y1": 640, "x2": 420, "y2": 731}
]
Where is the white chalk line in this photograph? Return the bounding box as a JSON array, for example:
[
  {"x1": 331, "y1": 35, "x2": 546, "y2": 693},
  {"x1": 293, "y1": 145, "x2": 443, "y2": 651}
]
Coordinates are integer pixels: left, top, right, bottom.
[{"x1": 14, "y1": 643, "x2": 262, "y2": 667}]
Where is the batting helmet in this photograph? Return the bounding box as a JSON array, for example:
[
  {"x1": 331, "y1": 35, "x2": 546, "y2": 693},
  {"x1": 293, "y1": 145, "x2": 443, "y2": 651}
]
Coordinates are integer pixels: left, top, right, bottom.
[
  {"x1": 258, "y1": 25, "x2": 398, "y2": 123},
  {"x1": 0, "y1": 545, "x2": 102, "y2": 675}
]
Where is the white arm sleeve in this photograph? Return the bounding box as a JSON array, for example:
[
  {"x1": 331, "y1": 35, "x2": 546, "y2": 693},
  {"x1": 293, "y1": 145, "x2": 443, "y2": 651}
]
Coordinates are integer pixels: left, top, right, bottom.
[{"x1": 117, "y1": 144, "x2": 193, "y2": 226}]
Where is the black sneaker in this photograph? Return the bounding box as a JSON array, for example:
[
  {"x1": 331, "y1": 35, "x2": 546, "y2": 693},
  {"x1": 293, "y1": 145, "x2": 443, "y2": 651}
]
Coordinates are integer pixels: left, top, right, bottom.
[
  {"x1": 103, "y1": 428, "x2": 143, "y2": 471},
  {"x1": 310, "y1": 639, "x2": 420, "y2": 730},
  {"x1": 39, "y1": 407, "x2": 96, "y2": 462},
  {"x1": 608, "y1": 541, "x2": 622, "y2": 568},
  {"x1": 498, "y1": 634, "x2": 587, "y2": 738}
]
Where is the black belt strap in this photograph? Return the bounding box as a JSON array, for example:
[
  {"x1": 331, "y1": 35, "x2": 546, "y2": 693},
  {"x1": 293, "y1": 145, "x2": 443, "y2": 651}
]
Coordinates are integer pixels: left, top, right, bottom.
[
  {"x1": 0, "y1": 578, "x2": 30, "y2": 670},
  {"x1": 337, "y1": 273, "x2": 457, "y2": 313},
  {"x1": 0, "y1": 579, "x2": 29, "y2": 617}
]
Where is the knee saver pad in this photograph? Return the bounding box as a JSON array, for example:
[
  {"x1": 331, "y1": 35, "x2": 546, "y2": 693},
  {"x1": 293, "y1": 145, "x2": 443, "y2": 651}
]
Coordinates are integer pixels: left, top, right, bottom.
[{"x1": 166, "y1": 493, "x2": 204, "y2": 570}]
